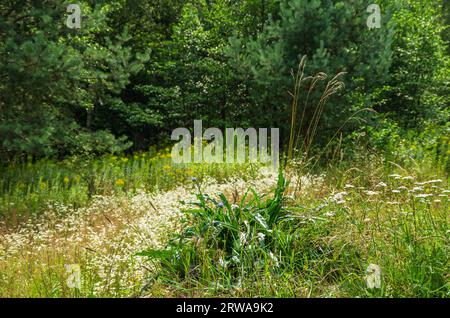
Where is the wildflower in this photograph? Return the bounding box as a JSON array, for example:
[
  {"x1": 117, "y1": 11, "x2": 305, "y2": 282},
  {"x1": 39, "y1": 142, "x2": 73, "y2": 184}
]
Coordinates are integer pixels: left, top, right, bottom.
[
  {"x1": 415, "y1": 179, "x2": 442, "y2": 185},
  {"x1": 365, "y1": 191, "x2": 379, "y2": 196},
  {"x1": 217, "y1": 202, "x2": 224, "y2": 208},
  {"x1": 391, "y1": 190, "x2": 401, "y2": 194},
  {"x1": 402, "y1": 176, "x2": 414, "y2": 181},
  {"x1": 191, "y1": 177, "x2": 197, "y2": 182},
  {"x1": 427, "y1": 179, "x2": 442, "y2": 184},
  {"x1": 414, "y1": 193, "x2": 433, "y2": 198},
  {"x1": 121, "y1": 157, "x2": 129, "y2": 163},
  {"x1": 365, "y1": 264, "x2": 382, "y2": 289},
  {"x1": 344, "y1": 184, "x2": 355, "y2": 189},
  {"x1": 116, "y1": 179, "x2": 125, "y2": 187},
  {"x1": 324, "y1": 211, "x2": 335, "y2": 217},
  {"x1": 388, "y1": 174, "x2": 401, "y2": 179},
  {"x1": 387, "y1": 201, "x2": 399, "y2": 205},
  {"x1": 332, "y1": 192, "x2": 347, "y2": 202},
  {"x1": 162, "y1": 165, "x2": 170, "y2": 170},
  {"x1": 39, "y1": 182, "x2": 47, "y2": 190},
  {"x1": 376, "y1": 182, "x2": 387, "y2": 188},
  {"x1": 63, "y1": 176, "x2": 70, "y2": 184}
]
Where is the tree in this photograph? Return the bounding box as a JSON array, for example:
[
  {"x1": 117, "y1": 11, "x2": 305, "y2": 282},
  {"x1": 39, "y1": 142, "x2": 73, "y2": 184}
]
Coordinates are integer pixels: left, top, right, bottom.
[
  {"x1": 228, "y1": 0, "x2": 395, "y2": 145},
  {"x1": 0, "y1": 0, "x2": 147, "y2": 162}
]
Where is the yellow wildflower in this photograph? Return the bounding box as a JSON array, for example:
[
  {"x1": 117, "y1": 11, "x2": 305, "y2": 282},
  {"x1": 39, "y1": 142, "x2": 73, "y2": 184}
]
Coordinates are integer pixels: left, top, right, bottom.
[
  {"x1": 116, "y1": 179, "x2": 125, "y2": 187},
  {"x1": 63, "y1": 176, "x2": 70, "y2": 184}
]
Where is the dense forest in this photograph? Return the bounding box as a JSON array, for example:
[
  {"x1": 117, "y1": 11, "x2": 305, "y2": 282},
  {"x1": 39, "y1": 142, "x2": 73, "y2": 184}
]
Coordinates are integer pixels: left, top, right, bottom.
[
  {"x1": 0, "y1": 0, "x2": 449, "y2": 299},
  {"x1": 1, "y1": 0, "x2": 448, "y2": 162}
]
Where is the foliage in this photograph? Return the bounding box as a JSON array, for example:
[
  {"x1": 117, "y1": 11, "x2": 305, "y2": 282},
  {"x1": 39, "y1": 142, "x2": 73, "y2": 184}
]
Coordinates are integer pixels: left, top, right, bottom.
[
  {"x1": 227, "y1": 0, "x2": 395, "y2": 143},
  {"x1": 375, "y1": 0, "x2": 449, "y2": 126},
  {"x1": 139, "y1": 171, "x2": 290, "y2": 284},
  {"x1": 140, "y1": 165, "x2": 448, "y2": 297},
  {"x1": 0, "y1": 1, "x2": 148, "y2": 162},
  {"x1": 0, "y1": 147, "x2": 260, "y2": 222}
]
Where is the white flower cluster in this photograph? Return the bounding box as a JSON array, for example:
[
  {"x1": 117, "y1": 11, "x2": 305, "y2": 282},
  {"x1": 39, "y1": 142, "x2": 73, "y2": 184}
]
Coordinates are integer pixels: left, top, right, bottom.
[{"x1": 0, "y1": 166, "x2": 285, "y2": 296}]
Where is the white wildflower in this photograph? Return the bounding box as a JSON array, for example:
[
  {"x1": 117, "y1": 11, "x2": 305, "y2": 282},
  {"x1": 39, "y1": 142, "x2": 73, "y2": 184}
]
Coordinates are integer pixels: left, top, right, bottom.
[
  {"x1": 414, "y1": 193, "x2": 433, "y2": 198},
  {"x1": 411, "y1": 186, "x2": 424, "y2": 192},
  {"x1": 331, "y1": 192, "x2": 347, "y2": 202},
  {"x1": 415, "y1": 179, "x2": 443, "y2": 185}
]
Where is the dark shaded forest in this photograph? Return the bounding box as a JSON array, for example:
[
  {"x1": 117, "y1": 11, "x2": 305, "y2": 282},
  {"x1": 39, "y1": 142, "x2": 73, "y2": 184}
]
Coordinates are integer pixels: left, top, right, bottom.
[{"x1": 1, "y1": 0, "x2": 448, "y2": 163}]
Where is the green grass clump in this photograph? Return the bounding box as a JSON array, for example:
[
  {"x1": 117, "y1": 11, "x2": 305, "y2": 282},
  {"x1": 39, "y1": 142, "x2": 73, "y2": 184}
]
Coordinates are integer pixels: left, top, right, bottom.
[{"x1": 139, "y1": 171, "x2": 292, "y2": 294}]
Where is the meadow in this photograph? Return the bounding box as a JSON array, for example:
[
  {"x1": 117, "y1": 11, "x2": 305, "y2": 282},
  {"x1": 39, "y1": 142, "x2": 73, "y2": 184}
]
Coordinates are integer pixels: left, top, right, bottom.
[
  {"x1": 0, "y1": 0, "x2": 448, "y2": 299},
  {"x1": 0, "y1": 139, "x2": 448, "y2": 298}
]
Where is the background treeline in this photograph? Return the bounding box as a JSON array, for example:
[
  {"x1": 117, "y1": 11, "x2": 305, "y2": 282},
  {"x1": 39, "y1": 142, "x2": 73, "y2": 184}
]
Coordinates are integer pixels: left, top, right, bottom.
[{"x1": 0, "y1": 0, "x2": 449, "y2": 164}]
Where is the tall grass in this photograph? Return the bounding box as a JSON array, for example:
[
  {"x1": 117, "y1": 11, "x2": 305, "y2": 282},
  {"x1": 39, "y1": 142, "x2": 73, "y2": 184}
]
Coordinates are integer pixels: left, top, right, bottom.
[
  {"x1": 0, "y1": 148, "x2": 261, "y2": 223},
  {"x1": 140, "y1": 160, "x2": 448, "y2": 297},
  {"x1": 286, "y1": 56, "x2": 346, "y2": 195}
]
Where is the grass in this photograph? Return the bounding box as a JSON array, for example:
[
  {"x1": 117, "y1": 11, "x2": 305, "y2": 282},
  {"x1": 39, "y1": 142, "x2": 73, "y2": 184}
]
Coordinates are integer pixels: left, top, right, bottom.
[
  {"x1": 0, "y1": 148, "x2": 268, "y2": 297},
  {"x1": 140, "y1": 158, "x2": 448, "y2": 298},
  {"x1": 0, "y1": 145, "x2": 448, "y2": 297},
  {"x1": 0, "y1": 68, "x2": 448, "y2": 297},
  {"x1": 0, "y1": 147, "x2": 261, "y2": 224}
]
